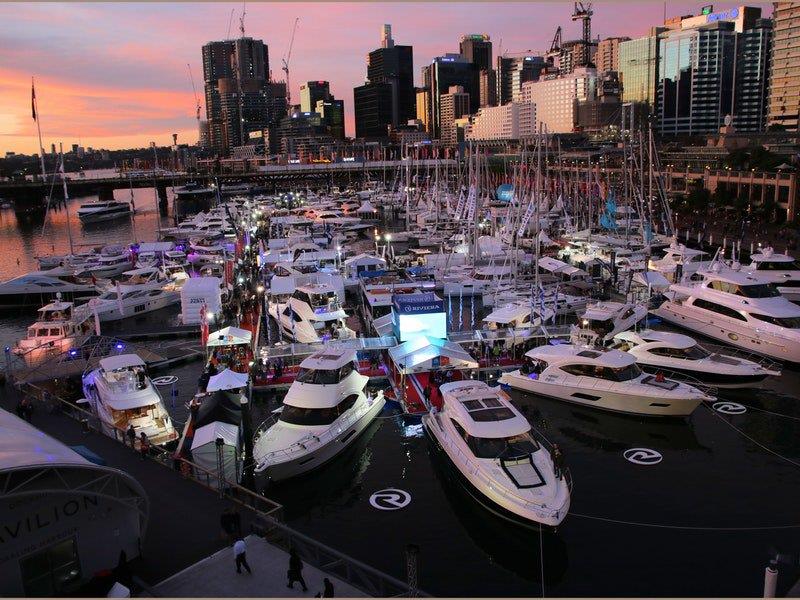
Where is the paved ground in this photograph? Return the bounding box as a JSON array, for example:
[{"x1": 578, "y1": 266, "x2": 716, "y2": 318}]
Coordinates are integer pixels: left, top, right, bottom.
[
  {"x1": 0, "y1": 383, "x2": 256, "y2": 590},
  {"x1": 152, "y1": 535, "x2": 364, "y2": 598}
]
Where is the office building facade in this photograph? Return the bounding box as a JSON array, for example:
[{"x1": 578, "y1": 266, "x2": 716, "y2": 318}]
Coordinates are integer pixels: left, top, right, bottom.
[
  {"x1": 619, "y1": 33, "x2": 662, "y2": 107},
  {"x1": 467, "y1": 101, "x2": 536, "y2": 140},
  {"x1": 354, "y1": 82, "x2": 394, "y2": 139},
  {"x1": 440, "y1": 86, "x2": 471, "y2": 145},
  {"x1": 595, "y1": 37, "x2": 630, "y2": 72},
  {"x1": 430, "y1": 54, "x2": 474, "y2": 138},
  {"x1": 521, "y1": 67, "x2": 598, "y2": 133},
  {"x1": 316, "y1": 98, "x2": 345, "y2": 139},
  {"x1": 497, "y1": 55, "x2": 546, "y2": 105},
  {"x1": 300, "y1": 81, "x2": 330, "y2": 113},
  {"x1": 768, "y1": 2, "x2": 800, "y2": 131}
]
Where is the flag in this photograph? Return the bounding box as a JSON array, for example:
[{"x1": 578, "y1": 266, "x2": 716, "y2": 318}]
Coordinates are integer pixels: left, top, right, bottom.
[
  {"x1": 200, "y1": 302, "x2": 209, "y2": 346},
  {"x1": 31, "y1": 79, "x2": 36, "y2": 121}
]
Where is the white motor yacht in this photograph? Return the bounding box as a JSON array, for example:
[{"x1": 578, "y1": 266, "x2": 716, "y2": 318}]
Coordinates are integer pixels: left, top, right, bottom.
[
  {"x1": 574, "y1": 301, "x2": 648, "y2": 346},
  {"x1": 82, "y1": 354, "x2": 177, "y2": 445},
  {"x1": 648, "y1": 243, "x2": 713, "y2": 282},
  {"x1": 0, "y1": 268, "x2": 99, "y2": 309},
  {"x1": 499, "y1": 343, "x2": 711, "y2": 416},
  {"x1": 443, "y1": 265, "x2": 515, "y2": 297},
  {"x1": 253, "y1": 348, "x2": 385, "y2": 481},
  {"x1": 267, "y1": 262, "x2": 345, "y2": 300},
  {"x1": 76, "y1": 200, "x2": 132, "y2": 224},
  {"x1": 423, "y1": 380, "x2": 570, "y2": 527},
  {"x1": 652, "y1": 264, "x2": 800, "y2": 362},
  {"x1": 745, "y1": 247, "x2": 800, "y2": 303},
  {"x1": 610, "y1": 330, "x2": 779, "y2": 388},
  {"x1": 91, "y1": 268, "x2": 182, "y2": 322},
  {"x1": 268, "y1": 283, "x2": 355, "y2": 343},
  {"x1": 482, "y1": 301, "x2": 555, "y2": 345},
  {"x1": 76, "y1": 246, "x2": 134, "y2": 279},
  {"x1": 13, "y1": 297, "x2": 94, "y2": 356}
]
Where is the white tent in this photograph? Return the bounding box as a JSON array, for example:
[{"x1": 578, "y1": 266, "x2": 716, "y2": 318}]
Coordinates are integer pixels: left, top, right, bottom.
[
  {"x1": 190, "y1": 421, "x2": 240, "y2": 484},
  {"x1": 206, "y1": 326, "x2": 252, "y2": 348},
  {"x1": 181, "y1": 277, "x2": 222, "y2": 325},
  {"x1": 356, "y1": 200, "x2": 378, "y2": 214},
  {"x1": 388, "y1": 335, "x2": 478, "y2": 374},
  {"x1": 632, "y1": 271, "x2": 671, "y2": 292},
  {"x1": 207, "y1": 368, "x2": 250, "y2": 392}
]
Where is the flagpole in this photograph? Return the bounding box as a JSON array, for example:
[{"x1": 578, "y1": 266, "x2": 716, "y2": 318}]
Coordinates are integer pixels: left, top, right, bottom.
[{"x1": 32, "y1": 77, "x2": 47, "y2": 182}]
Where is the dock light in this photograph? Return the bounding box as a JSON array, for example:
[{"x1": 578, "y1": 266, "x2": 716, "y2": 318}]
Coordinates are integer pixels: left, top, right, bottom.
[
  {"x1": 582, "y1": 319, "x2": 589, "y2": 327},
  {"x1": 256, "y1": 285, "x2": 265, "y2": 293},
  {"x1": 249, "y1": 361, "x2": 254, "y2": 367},
  {"x1": 206, "y1": 311, "x2": 214, "y2": 320},
  {"x1": 385, "y1": 234, "x2": 392, "y2": 241},
  {"x1": 69, "y1": 349, "x2": 78, "y2": 356},
  {"x1": 115, "y1": 343, "x2": 125, "y2": 350},
  {"x1": 238, "y1": 276, "x2": 245, "y2": 284},
  {"x1": 3, "y1": 346, "x2": 9, "y2": 353}
]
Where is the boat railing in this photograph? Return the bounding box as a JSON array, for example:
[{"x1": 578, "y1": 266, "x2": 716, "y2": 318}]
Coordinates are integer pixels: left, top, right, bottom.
[
  {"x1": 700, "y1": 341, "x2": 783, "y2": 375},
  {"x1": 256, "y1": 392, "x2": 384, "y2": 466},
  {"x1": 433, "y1": 415, "x2": 570, "y2": 520},
  {"x1": 637, "y1": 367, "x2": 719, "y2": 400}
]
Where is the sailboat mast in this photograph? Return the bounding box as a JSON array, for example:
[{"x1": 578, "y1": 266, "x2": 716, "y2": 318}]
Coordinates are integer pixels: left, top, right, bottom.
[
  {"x1": 32, "y1": 78, "x2": 47, "y2": 182},
  {"x1": 59, "y1": 143, "x2": 74, "y2": 255}
]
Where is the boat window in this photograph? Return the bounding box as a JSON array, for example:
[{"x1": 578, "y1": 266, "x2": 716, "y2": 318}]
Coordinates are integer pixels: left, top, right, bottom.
[
  {"x1": 755, "y1": 260, "x2": 800, "y2": 270},
  {"x1": 295, "y1": 368, "x2": 340, "y2": 385},
  {"x1": 595, "y1": 364, "x2": 642, "y2": 381},
  {"x1": 37, "y1": 328, "x2": 49, "y2": 337},
  {"x1": 748, "y1": 313, "x2": 800, "y2": 329},
  {"x1": 587, "y1": 319, "x2": 614, "y2": 336},
  {"x1": 278, "y1": 405, "x2": 339, "y2": 426},
  {"x1": 561, "y1": 363, "x2": 595, "y2": 377},
  {"x1": 309, "y1": 292, "x2": 335, "y2": 308},
  {"x1": 737, "y1": 284, "x2": 782, "y2": 298},
  {"x1": 649, "y1": 345, "x2": 711, "y2": 360},
  {"x1": 50, "y1": 328, "x2": 61, "y2": 336},
  {"x1": 451, "y1": 419, "x2": 538, "y2": 459},
  {"x1": 292, "y1": 290, "x2": 312, "y2": 305},
  {"x1": 338, "y1": 361, "x2": 355, "y2": 380},
  {"x1": 692, "y1": 299, "x2": 748, "y2": 321}
]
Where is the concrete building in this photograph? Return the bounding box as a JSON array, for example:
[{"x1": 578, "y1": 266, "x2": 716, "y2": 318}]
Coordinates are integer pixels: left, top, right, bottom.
[
  {"x1": 316, "y1": 98, "x2": 345, "y2": 139},
  {"x1": 619, "y1": 31, "x2": 664, "y2": 107},
  {"x1": 479, "y1": 68, "x2": 497, "y2": 108},
  {"x1": 466, "y1": 102, "x2": 536, "y2": 141},
  {"x1": 430, "y1": 54, "x2": 474, "y2": 138},
  {"x1": 0, "y1": 410, "x2": 148, "y2": 596},
  {"x1": 415, "y1": 87, "x2": 431, "y2": 133},
  {"x1": 595, "y1": 37, "x2": 630, "y2": 72},
  {"x1": 439, "y1": 86, "x2": 471, "y2": 145},
  {"x1": 521, "y1": 67, "x2": 598, "y2": 133},
  {"x1": 734, "y1": 18, "x2": 773, "y2": 133},
  {"x1": 354, "y1": 83, "x2": 393, "y2": 139},
  {"x1": 460, "y1": 34, "x2": 492, "y2": 108},
  {"x1": 497, "y1": 55, "x2": 546, "y2": 104},
  {"x1": 299, "y1": 81, "x2": 330, "y2": 113},
  {"x1": 577, "y1": 71, "x2": 622, "y2": 132},
  {"x1": 768, "y1": 2, "x2": 800, "y2": 132}
]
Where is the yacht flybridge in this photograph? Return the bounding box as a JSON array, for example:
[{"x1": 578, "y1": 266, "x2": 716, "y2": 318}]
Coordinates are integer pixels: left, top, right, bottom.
[
  {"x1": 499, "y1": 343, "x2": 711, "y2": 416},
  {"x1": 745, "y1": 246, "x2": 800, "y2": 303},
  {"x1": 423, "y1": 380, "x2": 570, "y2": 527},
  {"x1": 652, "y1": 263, "x2": 800, "y2": 362},
  {"x1": 574, "y1": 301, "x2": 648, "y2": 346},
  {"x1": 268, "y1": 283, "x2": 355, "y2": 343},
  {"x1": 611, "y1": 330, "x2": 779, "y2": 388},
  {"x1": 76, "y1": 200, "x2": 132, "y2": 224},
  {"x1": 82, "y1": 354, "x2": 177, "y2": 445},
  {"x1": 253, "y1": 348, "x2": 385, "y2": 481},
  {"x1": 13, "y1": 298, "x2": 94, "y2": 356}
]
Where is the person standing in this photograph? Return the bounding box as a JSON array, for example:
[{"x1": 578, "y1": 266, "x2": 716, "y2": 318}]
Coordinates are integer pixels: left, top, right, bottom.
[
  {"x1": 320, "y1": 578, "x2": 335, "y2": 598},
  {"x1": 126, "y1": 424, "x2": 136, "y2": 448},
  {"x1": 233, "y1": 538, "x2": 252, "y2": 574},
  {"x1": 139, "y1": 432, "x2": 150, "y2": 460},
  {"x1": 286, "y1": 548, "x2": 308, "y2": 591}
]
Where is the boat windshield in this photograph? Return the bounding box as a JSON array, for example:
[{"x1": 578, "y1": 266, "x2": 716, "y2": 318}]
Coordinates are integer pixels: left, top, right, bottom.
[
  {"x1": 452, "y1": 421, "x2": 539, "y2": 459},
  {"x1": 649, "y1": 345, "x2": 711, "y2": 360},
  {"x1": 755, "y1": 260, "x2": 800, "y2": 271},
  {"x1": 310, "y1": 292, "x2": 336, "y2": 308},
  {"x1": 563, "y1": 363, "x2": 642, "y2": 381},
  {"x1": 295, "y1": 368, "x2": 340, "y2": 385},
  {"x1": 711, "y1": 280, "x2": 781, "y2": 298},
  {"x1": 278, "y1": 394, "x2": 358, "y2": 426},
  {"x1": 749, "y1": 313, "x2": 800, "y2": 329}
]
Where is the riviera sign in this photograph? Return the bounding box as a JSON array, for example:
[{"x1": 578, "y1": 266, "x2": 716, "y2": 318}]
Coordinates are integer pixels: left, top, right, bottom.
[
  {"x1": 623, "y1": 448, "x2": 663, "y2": 465},
  {"x1": 369, "y1": 489, "x2": 412, "y2": 511}
]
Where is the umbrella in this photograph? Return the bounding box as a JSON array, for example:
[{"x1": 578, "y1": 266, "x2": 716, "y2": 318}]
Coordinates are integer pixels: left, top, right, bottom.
[{"x1": 207, "y1": 368, "x2": 249, "y2": 392}]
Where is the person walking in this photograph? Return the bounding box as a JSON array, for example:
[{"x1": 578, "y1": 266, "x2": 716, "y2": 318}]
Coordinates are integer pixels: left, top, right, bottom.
[
  {"x1": 286, "y1": 548, "x2": 308, "y2": 591},
  {"x1": 139, "y1": 432, "x2": 150, "y2": 460},
  {"x1": 318, "y1": 578, "x2": 334, "y2": 598},
  {"x1": 233, "y1": 538, "x2": 252, "y2": 574},
  {"x1": 126, "y1": 424, "x2": 136, "y2": 448}
]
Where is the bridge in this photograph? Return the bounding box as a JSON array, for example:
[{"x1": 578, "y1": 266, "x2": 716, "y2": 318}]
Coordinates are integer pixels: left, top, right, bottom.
[{"x1": 0, "y1": 159, "x2": 458, "y2": 207}]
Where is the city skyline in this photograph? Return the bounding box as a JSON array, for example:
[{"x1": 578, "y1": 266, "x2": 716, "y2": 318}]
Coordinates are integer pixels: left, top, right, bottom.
[{"x1": 0, "y1": 1, "x2": 772, "y2": 154}]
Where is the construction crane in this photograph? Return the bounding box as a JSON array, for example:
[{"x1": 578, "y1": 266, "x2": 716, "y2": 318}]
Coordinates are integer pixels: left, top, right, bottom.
[
  {"x1": 571, "y1": 2, "x2": 593, "y2": 66},
  {"x1": 282, "y1": 17, "x2": 299, "y2": 115},
  {"x1": 549, "y1": 26, "x2": 563, "y2": 54},
  {"x1": 187, "y1": 63, "x2": 201, "y2": 123}
]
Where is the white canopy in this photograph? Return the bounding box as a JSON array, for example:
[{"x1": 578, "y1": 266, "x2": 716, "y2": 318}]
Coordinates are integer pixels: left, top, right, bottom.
[
  {"x1": 99, "y1": 354, "x2": 145, "y2": 371},
  {"x1": 356, "y1": 200, "x2": 377, "y2": 214},
  {"x1": 388, "y1": 335, "x2": 478, "y2": 375},
  {"x1": 207, "y1": 368, "x2": 250, "y2": 392},
  {"x1": 137, "y1": 241, "x2": 174, "y2": 253},
  {"x1": 191, "y1": 421, "x2": 239, "y2": 450},
  {"x1": 207, "y1": 326, "x2": 252, "y2": 348},
  {"x1": 632, "y1": 271, "x2": 671, "y2": 291}
]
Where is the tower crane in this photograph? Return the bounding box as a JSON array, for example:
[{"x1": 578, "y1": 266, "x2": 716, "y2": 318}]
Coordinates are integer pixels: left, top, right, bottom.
[
  {"x1": 187, "y1": 63, "x2": 201, "y2": 122},
  {"x1": 282, "y1": 17, "x2": 299, "y2": 115},
  {"x1": 571, "y1": 2, "x2": 593, "y2": 67}
]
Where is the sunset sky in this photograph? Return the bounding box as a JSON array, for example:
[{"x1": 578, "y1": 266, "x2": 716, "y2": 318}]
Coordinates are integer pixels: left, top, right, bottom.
[{"x1": 0, "y1": 2, "x2": 771, "y2": 155}]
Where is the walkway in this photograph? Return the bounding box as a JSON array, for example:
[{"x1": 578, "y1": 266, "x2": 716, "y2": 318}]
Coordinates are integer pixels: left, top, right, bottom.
[{"x1": 152, "y1": 535, "x2": 364, "y2": 598}]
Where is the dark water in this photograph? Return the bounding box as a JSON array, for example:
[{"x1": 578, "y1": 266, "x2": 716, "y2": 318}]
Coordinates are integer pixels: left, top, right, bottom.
[{"x1": 3, "y1": 191, "x2": 800, "y2": 596}]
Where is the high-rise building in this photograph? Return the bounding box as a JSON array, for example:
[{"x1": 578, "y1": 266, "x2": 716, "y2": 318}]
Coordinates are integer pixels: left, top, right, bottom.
[
  {"x1": 353, "y1": 24, "x2": 415, "y2": 140},
  {"x1": 460, "y1": 34, "x2": 492, "y2": 71},
  {"x1": 316, "y1": 98, "x2": 345, "y2": 139},
  {"x1": 439, "y1": 86, "x2": 471, "y2": 145},
  {"x1": 497, "y1": 55, "x2": 546, "y2": 105},
  {"x1": 768, "y1": 2, "x2": 800, "y2": 131},
  {"x1": 479, "y1": 68, "x2": 497, "y2": 107},
  {"x1": 431, "y1": 54, "x2": 474, "y2": 138},
  {"x1": 576, "y1": 71, "x2": 622, "y2": 132},
  {"x1": 300, "y1": 81, "x2": 330, "y2": 113},
  {"x1": 734, "y1": 18, "x2": 772, "y2": 132},
  {"x1": 415, "y1": 87, "x2": 431, "y2": 133},
  {"x1": 595, "y1": 37, "x2": 630, "y2": 72},
  {"x1": 619, "y1": 31, "x2": 663, "y2": 107},
  {"x1": 467, "y1": 102, "x2": 536, "y2": 140},
  {"x1": 656, "y1": 7, "x2": 766, "y2": 135},
  {"x1": 521, "y1": 67, "x2": 598, "y2": 133},
  {"x1": 202, "y1": 37, "x2": 271, "y2": 155},
  {"x1": 354, "y1": 83, "x2": 393, "y2": 139}
]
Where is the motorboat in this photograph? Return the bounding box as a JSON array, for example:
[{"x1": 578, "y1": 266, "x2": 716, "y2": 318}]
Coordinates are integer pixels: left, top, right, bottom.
[
  {"x1": 267, "y1": 262, "x2": 345, "y2": 300},
  {"x1": 0, "y1": 268, "x2": 100, "y2": 309},
  {"x1": 342, "y1": 253, "x2": 387, "y2": 289},
  {"x1": 174, "y1": 182, "x2": 215, "y2": 215},
  {"x1": 76, "y1": 200, "x2": 132, "y2": 224},
  {"x1": 422, "y1": 380, "x2": 570, "y2": 527},
  {"x1": 482, "y1": 301, "x2": 556, "y2": 345},
  {"x1": 651, "y1": 263, "x2": 800, "y2": 362},
  {"x1": 610, "y1": 330, "x2": 779, "y2": 388},
  {"x1": 82, "y1": 354, "x2": 177, "y2": 445},
  {"x1": 745, "y1": 246, "x2": 800, "y2": 303},
  {"x1": 574, "y1": 301, "x2": 648, "y2": 346},
  {"x1": 75, "y1": 246, "x2": 134, "y2": 279},
  {"x1": 443, "y1": 265, "x2": 515, "y2": 297},
  {"x1": 499, "y1": 343, "x2": 711, "y2": 417},
  {"x1": 13, "y1": 297, "x2": 94, "y2": 356},
  {"x1": 252, "y1": 348, "x2": 385, "y2": 481},
  {"x1": 90, "y1": 274, "x2": 181, "y2": 322},
  {"x1": 648, "y1": 243, "x2": 713, "y2": 282},
  {"x1": 268, "y1": 283, "x2": 355, "y2": 343}
]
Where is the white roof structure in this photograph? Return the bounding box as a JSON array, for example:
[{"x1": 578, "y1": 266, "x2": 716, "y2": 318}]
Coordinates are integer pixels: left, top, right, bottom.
[
  {"x1": 0, "y1": 408, "x2": 89, "y2": 470},
  {"x1": 343, "y1": 253, "x2": 386, "y2": 267},
  {"x1": 440, "y1": 381, "x2": 531, "y2": 439},
  {"x1": 483, "y1": 302, "x2": 531, "y2": 325},
  {"x1": 632, "y1": 271, "x2": 670, "y2": 291},
  {"x1": 299, "y1": 348, "x2": 357, "y2": 370},
  {"x1": 181, "y1": 276, "x2": 223, "y2": 294},
  {"x1": 190, "y1": 421, "x2": 239, "y2": 450},
  {"x1": 207, "y1": 368, "x2": 250, "y2": 392},
  {"x1": 207, "y1": 326, "x2": 252, "y2": 348},
  {"x1": 100, "y1": 354, "x2": 146, "y2": 371},
  {"x1": 538, "y1": 257, "x2": 571, "y2": 274},
  {"x1": 388, "y1": 336, "x2": 478, "y2": 374},
  {"x1": 615, "y1": 329, "x2": 695, "y2": 350},
  {"x1": 137, "y1": 241, "x2": 174, "y2": 253},
  {"x1": 356, "y1": 200, "x2": 377, "y2": 214},
  {"x1": 581, "y1": 301, "x2": 630, "y2": 322}
]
